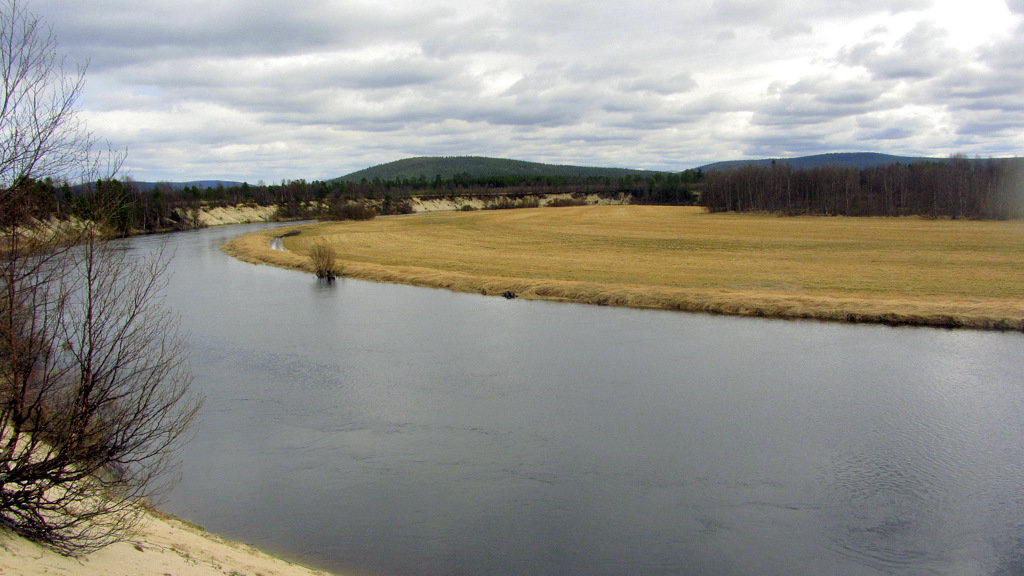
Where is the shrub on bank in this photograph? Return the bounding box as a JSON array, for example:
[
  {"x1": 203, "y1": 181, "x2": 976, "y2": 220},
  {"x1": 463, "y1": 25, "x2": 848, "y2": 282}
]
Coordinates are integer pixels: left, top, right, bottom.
[
  {"x1": 331, "y1": 201, "x2": 376, "y2": 221},
  {"x1": 483, "y1": 196, "x2": 540, "y2": 210},
  {"x1": 309, "y1": 242, "x2": 339, "y2": 280},
  {"x1": 547, "y1": 197, "x2": 589, "y2": 207}
]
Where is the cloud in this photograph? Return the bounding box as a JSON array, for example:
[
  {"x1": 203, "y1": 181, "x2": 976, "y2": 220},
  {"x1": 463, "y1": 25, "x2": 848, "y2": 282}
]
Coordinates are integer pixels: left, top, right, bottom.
[
  {"x1": 838, "y1": 22, "x2": 962, "y2": 80},
  {"x1": 855, "y1": 114, "x2": 932, "y2": 142},
  {"x1": 22, "y1": 0, "x2": 1024, "y2": 181},
  {"x1": 770, "y1": 21, "x2": 814, "y2": 40},
  {"x1": 753, "y1": 76, "x2": 896, "y2": 127},
  {"x1": 621, "y1": 73, "x2": 699, "y2": 96}
]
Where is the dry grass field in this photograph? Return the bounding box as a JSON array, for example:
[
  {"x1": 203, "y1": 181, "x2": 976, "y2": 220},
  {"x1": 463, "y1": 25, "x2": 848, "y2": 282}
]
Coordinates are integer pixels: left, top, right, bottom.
[{"x1": 223, "y1": 205, "x2": 1024, "y2": 330}]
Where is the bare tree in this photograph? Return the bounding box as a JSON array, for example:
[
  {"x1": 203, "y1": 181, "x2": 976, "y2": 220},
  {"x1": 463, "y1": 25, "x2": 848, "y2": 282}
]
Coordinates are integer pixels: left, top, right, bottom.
[
  {"x1": 0, "y1": 0, "x2": 101, "y2": 192},
  {"x1": 0, "y1": 0, "x2": 201, "y2": 555}
]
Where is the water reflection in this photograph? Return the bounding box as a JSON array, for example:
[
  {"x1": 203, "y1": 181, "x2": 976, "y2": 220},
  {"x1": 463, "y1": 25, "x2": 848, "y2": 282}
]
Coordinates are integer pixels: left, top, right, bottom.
[{"x1": 133, "y1": 223, "x2": 1024, "y2": 576}]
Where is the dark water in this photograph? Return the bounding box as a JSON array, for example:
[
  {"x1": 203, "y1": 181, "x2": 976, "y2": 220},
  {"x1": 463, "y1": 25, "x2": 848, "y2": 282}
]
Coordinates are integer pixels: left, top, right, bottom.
[{"x1": 129, "y1": 223, "x2": 1024, "y2": 576}]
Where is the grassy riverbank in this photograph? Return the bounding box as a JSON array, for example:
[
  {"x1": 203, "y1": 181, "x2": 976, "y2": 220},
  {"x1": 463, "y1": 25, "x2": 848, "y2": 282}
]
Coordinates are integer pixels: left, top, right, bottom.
[{"x1": 223, "y1": 205, "x2": 1024, "y2": 330}]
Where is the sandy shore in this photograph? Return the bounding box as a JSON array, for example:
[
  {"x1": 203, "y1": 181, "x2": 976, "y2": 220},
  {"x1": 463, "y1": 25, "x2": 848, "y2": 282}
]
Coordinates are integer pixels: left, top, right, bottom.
[
  {"x1": 0, "y1": 509, "x2": 337, "y2": 576},
  {"x1": 4, "y1": 204, "x2": 341, "y2": 575}
]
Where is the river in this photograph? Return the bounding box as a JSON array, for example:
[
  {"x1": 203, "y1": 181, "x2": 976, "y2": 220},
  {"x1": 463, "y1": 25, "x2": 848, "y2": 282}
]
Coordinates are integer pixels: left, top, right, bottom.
[{"x1": 127, "y1": 222, "x2": 1024, "y2": 576}]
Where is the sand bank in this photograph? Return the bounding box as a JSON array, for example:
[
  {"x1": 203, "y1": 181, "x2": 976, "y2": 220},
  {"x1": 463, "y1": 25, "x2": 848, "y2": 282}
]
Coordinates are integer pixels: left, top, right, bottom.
[
  {"x1": 196, "y1": 204, "x2": 280, "y2": 227},
  {"x1": 406, "y1": 192, "x2": 627, "y2": 213},
  {"x1": 190, "y1": 193, "x2": 624, "y2": 228},
  {"x1": 0, "y1": 509, "x2": 336, "y2": 576}
]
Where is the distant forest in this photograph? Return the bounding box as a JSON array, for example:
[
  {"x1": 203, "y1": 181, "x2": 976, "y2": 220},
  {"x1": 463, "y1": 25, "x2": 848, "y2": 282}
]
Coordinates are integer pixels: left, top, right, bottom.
[
  {"x1": 12, "y1": 156, "x2": 1022, "y2": 235},
  {"x1": 13, "y1": 170, "x2": 702, "y2": 234},
  {"x1": 701, "y1": 157, "x2": 1024, "y2": 219}
]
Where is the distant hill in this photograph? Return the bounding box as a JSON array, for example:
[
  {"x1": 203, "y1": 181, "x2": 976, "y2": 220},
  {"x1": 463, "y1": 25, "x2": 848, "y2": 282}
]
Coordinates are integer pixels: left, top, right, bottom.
[
  {"x1": 699, "y1": 153, "x2": 945, "y2": 172},
  {"x1": 336, "y1": 156, "x2": 662, "y2": 182}
]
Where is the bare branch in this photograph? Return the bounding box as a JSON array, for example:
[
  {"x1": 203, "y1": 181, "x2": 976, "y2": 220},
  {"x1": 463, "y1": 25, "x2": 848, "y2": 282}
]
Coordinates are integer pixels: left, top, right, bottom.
[{"x1": 0, "y1": 0, "x2": 202, "y2": 555}]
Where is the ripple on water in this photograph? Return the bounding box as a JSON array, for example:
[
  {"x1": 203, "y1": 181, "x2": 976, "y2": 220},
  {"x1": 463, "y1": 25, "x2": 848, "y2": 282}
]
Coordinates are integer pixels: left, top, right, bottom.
[{"x1": 821, "y1": 445, "x2": 958, "y2": 572}]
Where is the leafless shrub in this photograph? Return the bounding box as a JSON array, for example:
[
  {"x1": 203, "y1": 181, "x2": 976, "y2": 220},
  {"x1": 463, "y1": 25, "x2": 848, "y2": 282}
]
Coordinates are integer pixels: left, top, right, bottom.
[
  {"x1": 309, "y1": 242, "x2": 339, "y2": 280},
  {"x1": 1, "y1": 229, "x2": 201, "y2": 555},
  {"x1": 0, "y1": 0, "x2": 201, "y2": 555}
]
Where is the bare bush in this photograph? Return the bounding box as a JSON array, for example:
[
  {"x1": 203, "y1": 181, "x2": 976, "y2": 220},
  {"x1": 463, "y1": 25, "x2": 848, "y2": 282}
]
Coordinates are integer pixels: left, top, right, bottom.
[
  {"x1": 546, "y1": 196, "x2": 588, "y2": 207},
  {"x1": 331, "y1": 201, "x2": 376, "y2": 221},
  {"x1": 309, "y1": 242, "x2": 339, "y2": 280},
  {"x1": 483, "y1": 196, "x2": 540, "y2": 210},
  {"x1": 1, "y1": 225, "x2": 201, "y2": 554},
  {"x1": 0, "y1": 0, "x2": 201, "y2": 555}
]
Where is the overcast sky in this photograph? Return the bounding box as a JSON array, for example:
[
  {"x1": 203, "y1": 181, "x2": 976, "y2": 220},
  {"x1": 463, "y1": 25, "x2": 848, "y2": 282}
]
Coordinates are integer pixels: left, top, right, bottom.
[{"x1": 31, "y1": 0, "x2": 1024, "y2": 182}]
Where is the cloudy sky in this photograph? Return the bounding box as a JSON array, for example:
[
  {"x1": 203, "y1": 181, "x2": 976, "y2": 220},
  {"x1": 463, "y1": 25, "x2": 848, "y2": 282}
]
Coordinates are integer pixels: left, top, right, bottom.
[{"x1": 31, "y1": 0, "x2": 1024, "y2": 182}]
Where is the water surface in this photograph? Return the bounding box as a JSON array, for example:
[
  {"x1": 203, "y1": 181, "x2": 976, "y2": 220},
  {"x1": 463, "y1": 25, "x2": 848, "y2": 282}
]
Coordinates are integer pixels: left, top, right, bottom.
[{"x1": 132, "y1": 224, "x2": 1024, "y2": 576}]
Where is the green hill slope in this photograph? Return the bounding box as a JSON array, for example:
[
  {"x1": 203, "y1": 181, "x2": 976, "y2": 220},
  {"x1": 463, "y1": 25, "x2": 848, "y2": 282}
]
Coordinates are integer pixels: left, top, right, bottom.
[{"x1": 336, "y1": 156, "x2": 661, "y2": 182}]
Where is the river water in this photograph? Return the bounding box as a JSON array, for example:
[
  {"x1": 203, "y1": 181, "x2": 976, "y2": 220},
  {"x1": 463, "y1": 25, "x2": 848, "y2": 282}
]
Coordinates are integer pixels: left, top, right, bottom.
[{"x1": 128, "y1": 223, "x2": 1024, "y2": 576}]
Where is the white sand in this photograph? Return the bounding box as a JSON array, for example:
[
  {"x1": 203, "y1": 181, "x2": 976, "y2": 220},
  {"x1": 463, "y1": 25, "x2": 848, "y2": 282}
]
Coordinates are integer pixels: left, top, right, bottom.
[
  {"x1": 196, "y1": 205, "x2": 280, "y2": 226},
  {"x1": 408, "y1": 197, "x2": 485, "y2": 212},
  {"x1": 0, "y1": 510, "x2": 337, "y2": 576},
  {"x1": 408, "y1": 193, "x2": 628, "y2": 213},
  {"x1": 191, "y1": 194, "x2": 628, "y2": 225}
]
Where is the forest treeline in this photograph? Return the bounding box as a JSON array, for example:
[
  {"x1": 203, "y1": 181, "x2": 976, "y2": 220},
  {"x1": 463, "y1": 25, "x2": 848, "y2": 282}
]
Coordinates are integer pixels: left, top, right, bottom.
[
  {"x1": 12, "y1": 157, "x2": 1023, "y2": 235},
  {"x1": 13, "y1": 171, "x2": 704, "y2": 234},
  {"x1": 336, "y1": 171, "x2": 701, "y2": 205},
  {"x1": 701, "y1": 157, "x2": 1024, "y2": 219}
]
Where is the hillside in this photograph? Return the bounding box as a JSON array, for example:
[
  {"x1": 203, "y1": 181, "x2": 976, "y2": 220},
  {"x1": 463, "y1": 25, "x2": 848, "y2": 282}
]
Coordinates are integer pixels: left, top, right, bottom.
[
  {"x1": 335, "y1": 156, "x2": 661, "y2": 182},
  {"x1": 699, "y1": 152, "x2": 944, "y2": 172}
]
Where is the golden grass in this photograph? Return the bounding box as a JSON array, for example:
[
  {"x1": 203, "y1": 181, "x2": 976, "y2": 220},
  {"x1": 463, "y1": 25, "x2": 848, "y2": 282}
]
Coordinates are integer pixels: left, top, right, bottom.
[{"x1": 222, "y1": 205, "x2": 1024, "y2": 330}]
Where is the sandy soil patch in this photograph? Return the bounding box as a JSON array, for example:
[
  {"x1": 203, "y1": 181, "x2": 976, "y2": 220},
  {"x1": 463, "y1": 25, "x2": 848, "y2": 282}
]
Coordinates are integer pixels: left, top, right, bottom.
[
  {"x1": 197, "y1": 205, "x2": 279, "y2": 226},
  {"x1": 0, "y1": 509, "x2": 337, "y2": 576},
  {"x1": 408, "y1": 197, "x2": 484, "y2": 212},
  {"x1": 407, "y1": 193, "x2": 628, "y2": 213},
  {"x1": 538, "y1": 193, "x2": 629, "y2": 206}
]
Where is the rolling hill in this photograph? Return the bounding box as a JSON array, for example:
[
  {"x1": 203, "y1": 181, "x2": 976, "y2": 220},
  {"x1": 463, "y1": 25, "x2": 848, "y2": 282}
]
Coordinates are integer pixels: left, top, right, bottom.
[
  {"x1": 335, "y1": 156, "x2": 662, "y2": 182},
  {"x1": 337, "y1": 153, "x2": 981, "y2": 183},
  {"x1": 698, "y1": 152, "x2": 947, "y2": 172}
]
